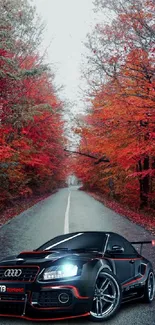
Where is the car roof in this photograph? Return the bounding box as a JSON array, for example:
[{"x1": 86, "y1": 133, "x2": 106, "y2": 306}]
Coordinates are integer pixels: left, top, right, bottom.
[
  {"x1": 51, "y1": 231, "x2": 128, "y2": 241},
  {"x1": 37, "y1": 231, "x2": 131, "y2": 251},
  {"x1": 54, "y1": 231, "x2": 130, "y2": 242},
  {"x1": 59, "y1": 231, "x2": 118, "y2": 236}
]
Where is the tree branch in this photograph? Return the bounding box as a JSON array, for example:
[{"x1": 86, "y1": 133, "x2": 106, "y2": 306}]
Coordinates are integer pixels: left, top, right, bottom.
[{"x1": 64, "y1": 149, "x2": 110, "y2": 164}]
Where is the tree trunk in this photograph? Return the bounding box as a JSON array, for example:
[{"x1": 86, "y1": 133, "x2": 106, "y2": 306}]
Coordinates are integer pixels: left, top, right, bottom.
[{"x1": 138, "y1": 156, "x2": 150, "y2": 209}]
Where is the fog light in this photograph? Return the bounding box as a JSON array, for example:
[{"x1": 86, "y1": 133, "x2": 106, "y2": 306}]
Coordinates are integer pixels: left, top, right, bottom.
[{"x1": 58, "y1": 293, "x2": 69, "y2": 304}]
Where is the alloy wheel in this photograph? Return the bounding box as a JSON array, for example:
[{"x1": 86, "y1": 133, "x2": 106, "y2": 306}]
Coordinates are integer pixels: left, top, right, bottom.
[
  {"x1": 147, "y1": 271, "x2": 155, "y2": 301},
  {"x1": 90, "y1": 271, "x2": 121, "y2": 321}
]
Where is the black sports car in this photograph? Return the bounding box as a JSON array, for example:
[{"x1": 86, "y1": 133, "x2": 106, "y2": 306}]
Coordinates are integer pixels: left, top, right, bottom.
[{"x1": 0, "y1": 231, "x2": 154, "y2": 322}]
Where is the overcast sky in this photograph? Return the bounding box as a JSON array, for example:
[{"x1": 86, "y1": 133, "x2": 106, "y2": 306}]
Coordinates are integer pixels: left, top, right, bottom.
[{"x1": 33, "y1": 0, "x2": 103, "y2": 112}]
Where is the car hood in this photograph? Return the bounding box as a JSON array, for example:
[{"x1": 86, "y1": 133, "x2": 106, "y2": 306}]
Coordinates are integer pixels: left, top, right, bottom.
[{"x1": 0, "y1": 250, "x2": 102, "y2": 267}]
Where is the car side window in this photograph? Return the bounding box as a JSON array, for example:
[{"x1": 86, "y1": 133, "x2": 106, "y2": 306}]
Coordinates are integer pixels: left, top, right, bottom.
[{"x1": 106, "y1": 234, "x2": 138, "y2": 257}]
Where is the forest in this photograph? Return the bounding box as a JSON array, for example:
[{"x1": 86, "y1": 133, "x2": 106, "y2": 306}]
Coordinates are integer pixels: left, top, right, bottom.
[
  {"x1": 0, "y1": 0, "x2": 66, "y2": 210},
  {"x1": 73, "y1": 0, "x2": 155, "y2": 217}
]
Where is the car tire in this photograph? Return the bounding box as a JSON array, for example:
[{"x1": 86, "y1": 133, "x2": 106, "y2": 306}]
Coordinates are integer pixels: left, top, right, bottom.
[
  {"x1": 89, "y1": 269, "x2": 122, "y2": 322},
  {"x1": 143, "y1": 270, "x2": 155, "y2": 303}
]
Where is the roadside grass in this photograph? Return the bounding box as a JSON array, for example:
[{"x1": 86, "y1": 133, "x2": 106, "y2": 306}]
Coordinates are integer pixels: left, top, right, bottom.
[
  {"x1": 82, "y1": 190, "x2": 155, "y2": 235},
  {"x1": 0, "y1": 192, "x2": 56, "y2": 227}
]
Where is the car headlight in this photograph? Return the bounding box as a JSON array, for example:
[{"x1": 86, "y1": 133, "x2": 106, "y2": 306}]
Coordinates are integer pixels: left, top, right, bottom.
[{"x1": 43, "y1": 264, "x2": 78, "y2": 280}]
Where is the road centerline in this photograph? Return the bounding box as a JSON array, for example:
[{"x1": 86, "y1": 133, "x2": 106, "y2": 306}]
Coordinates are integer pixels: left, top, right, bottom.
[{"x1": 64, "y1": 190, "x2": 71, "y2": 234}]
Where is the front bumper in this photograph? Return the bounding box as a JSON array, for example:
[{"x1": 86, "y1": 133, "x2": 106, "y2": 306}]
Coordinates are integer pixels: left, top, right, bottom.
[{"x1": 0, "y1": 281, "x2": 92, "y2": 320}]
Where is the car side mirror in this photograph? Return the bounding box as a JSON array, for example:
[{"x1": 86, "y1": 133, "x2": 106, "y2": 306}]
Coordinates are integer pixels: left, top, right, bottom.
[{"x1": 106, "y1": 245, "x2": 124, "y2": 255}]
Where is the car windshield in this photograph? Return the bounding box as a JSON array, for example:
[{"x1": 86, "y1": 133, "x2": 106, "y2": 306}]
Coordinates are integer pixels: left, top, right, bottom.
[{"x1": 37, "y1": 232, "x2": 107, "y2": 252}]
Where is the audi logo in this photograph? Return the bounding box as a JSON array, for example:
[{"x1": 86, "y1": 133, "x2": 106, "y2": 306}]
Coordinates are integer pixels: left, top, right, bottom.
[{"x1": 4, "y1": 269, "x2": 22, "y2": 277}]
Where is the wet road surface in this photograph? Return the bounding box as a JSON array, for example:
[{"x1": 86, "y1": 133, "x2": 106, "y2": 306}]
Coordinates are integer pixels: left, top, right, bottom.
[{"x1": 0, "y1": 186, "x2": 154, "y2": 325}]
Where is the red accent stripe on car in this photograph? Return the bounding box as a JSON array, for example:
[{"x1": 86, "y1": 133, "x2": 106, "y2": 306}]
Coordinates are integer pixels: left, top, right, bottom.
[
  {"x1": 0, "y1": 312, "x2": 90, "y2": 321},
  {"x1": 122, "y1": 265, "x2": 147, "y2": 287},
  {"x1": 0, "y1": 265, "x2": 40, "y2": 268},
  {"x1": 19, "y1": 250, "x2": 52, "y2": 255},
  {"x1": 90, "y1": 257, "x2": 142, "y2": 261},
  {"x1": 41, "y1": 285, "x2": 90, "y2": 299}
]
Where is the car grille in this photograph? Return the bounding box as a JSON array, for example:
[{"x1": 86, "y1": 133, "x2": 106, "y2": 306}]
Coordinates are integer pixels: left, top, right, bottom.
[
  {"x1": 31, "y1": 290, "x2": 73, "y2": 308},
  {"x1": 0, "y1": 294, "x2": 25, "y2": 302},
  {"x1": 0, "y1": 267, "x2": 39, "y2": 282},
  {"x1": 0, "y1": 301, "x2": 24, "y2": 315}
]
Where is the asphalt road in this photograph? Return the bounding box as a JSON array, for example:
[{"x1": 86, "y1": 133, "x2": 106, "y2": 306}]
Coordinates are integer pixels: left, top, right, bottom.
[{"x1": 0, "y1": 186, "x2": 154, "y2": 325}]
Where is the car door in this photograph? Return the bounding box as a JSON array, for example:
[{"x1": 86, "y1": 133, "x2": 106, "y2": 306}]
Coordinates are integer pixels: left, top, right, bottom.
[{"x1": 105, "y1": 234, "x2": 138, "y2": 283}]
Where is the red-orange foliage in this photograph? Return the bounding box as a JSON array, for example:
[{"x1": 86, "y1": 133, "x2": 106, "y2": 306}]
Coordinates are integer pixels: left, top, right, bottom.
[
  {"x1": 73, "y1": 0, "x2": 155, "y2": 212},
  {"x1": 0, "y1": 0, "x2": 66, "y2": 208}
]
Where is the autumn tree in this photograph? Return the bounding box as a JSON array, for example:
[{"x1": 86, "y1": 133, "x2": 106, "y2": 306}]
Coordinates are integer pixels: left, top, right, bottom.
[
  {"x1": 0, "y1": 0, "x2": 66, "y2": 208},
  {"x1": 73, "y1": 0, "x2": 155, "y2": 210}
]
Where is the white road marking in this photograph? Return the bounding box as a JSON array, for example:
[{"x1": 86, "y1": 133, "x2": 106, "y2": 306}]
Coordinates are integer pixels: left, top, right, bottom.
[{"x1": 64, "y1": 190, "x2": 71, "y2": 234}]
